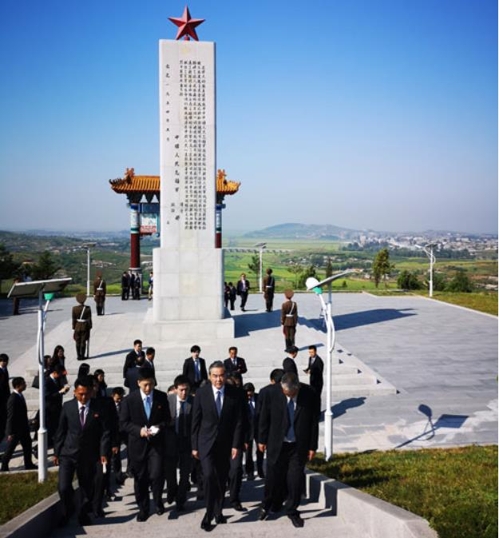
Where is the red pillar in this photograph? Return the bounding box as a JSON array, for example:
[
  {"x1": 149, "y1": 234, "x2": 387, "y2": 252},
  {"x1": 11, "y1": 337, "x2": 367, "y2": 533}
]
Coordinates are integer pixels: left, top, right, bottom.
[
  {"x1": 130, "y1": 204, "x2": 141, "y2": 271},
  {"x1": 215, "y1": 203, "x2": 223, "y2": 249}
]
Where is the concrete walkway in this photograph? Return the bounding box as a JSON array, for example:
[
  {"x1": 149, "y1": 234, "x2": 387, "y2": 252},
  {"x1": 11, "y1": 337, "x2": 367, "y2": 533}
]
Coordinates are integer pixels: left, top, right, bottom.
[{"x1": 0, "y1": 292, "x2": 496, "y2": 537}]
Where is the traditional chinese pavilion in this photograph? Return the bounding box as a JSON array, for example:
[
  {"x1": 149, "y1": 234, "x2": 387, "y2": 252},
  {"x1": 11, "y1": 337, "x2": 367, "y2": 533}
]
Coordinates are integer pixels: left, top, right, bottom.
[{"x1": 110, "y1": 168, "x2": 240, "y2": 271}]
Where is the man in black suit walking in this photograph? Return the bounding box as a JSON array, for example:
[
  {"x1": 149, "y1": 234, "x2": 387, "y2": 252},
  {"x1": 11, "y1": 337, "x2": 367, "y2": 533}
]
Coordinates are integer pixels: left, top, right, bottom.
[
  {"x1": 236, "y1": 273, "x2": 250, "y2": 311},
  {"x1": 242, "y1": 382, "x2": 264, "y2": 481},
  {"x1": 182, "y1": 345, "x2": 208, "y2": 391},
  {"x1": 45, "y1": 364, "x2": 69, "y2": 448},
  {"x1": 120, "y1": 367, "x2": 170, "y2": 522},
  {"x1": 258, "y1": 372, "x2": 318, "y2": 528},
  {"x1": 304, "y1": 345, "x2": 324, "y2": 412},
  {"x1": 224, "y1": 346, "x2": 248, "y2": 380},
  {"x1": 123, "y1": 339, "x2": 145, "y2": 384},
  {"x1": 0, "y1": 354, "x2": 11, "y2": 446},
  {"x1": 165, "y1": 375, "x2": 193, "y2": 512},
  {"x1": 191, "y1": 361, "x2": 244, "y2": 531},
  {"x1": 54, "y1": 376, "x2": 110, "y2": 526},
  {"x1": 282, "y1": 345, "x2": 299, "y2": 376},
  {"x1": 1, "y1": 377, "x2": 36, "y2": 472}
]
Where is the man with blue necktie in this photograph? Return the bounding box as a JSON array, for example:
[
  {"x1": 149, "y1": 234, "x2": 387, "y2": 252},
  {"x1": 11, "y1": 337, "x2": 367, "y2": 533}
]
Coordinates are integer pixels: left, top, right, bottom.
[
  {"x1": 191, "y1": 361, "x2": 244, "y2": 531},
  {"x1": 257, "y1": 372, "x2": 318, "y2": 528},
  {"x1": 182, "y1": 345, "x2": 207, "y2": 390},
  {"x1": 120, "y1": 368, "x2": 170, "y2": 522}
]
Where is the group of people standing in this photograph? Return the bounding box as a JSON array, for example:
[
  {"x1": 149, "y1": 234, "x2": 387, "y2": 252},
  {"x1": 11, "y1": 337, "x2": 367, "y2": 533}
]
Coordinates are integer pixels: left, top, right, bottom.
[
  {"x1": 45, "y1": 339, "x2": 322, "y2": 531},
  {"x1": 121, "y1": 271, "x2": 143, "y2": 301}
]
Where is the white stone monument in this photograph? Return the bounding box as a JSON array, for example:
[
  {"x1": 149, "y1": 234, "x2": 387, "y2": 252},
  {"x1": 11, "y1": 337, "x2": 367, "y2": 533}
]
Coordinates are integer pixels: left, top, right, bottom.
[{"x1": 144, "y1": 32, "x2": 234, "y2": 342}]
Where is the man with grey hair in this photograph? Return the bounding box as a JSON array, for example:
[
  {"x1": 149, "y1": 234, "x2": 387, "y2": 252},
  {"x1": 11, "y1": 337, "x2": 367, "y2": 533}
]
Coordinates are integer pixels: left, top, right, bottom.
[
  {"x1": 191, "y1": 360, "x2": 244, "y2": 531},
  {"x1": 258, "y1": 372, "x2": 318, "y2": 528}
]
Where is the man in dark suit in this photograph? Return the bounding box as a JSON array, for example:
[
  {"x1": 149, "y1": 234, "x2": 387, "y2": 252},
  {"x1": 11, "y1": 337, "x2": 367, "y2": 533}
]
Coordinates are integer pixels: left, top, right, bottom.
[
  {"x1": 1, "y1": 377, "x2": 36, "y2": 472},
  {"x1": 191, "y1": 360, "x2": 244, "y2": 531},
  {"x1": 54, "y1": 376, "x2": 110, "y2": 526},
  {"x1": 236, "y1": 273, "x2": 250, "y2": 311},
  {"x1": 258, "y1": 372, "x2": 318, "y2": 528},
  {"x1": 165, "y1": 375, "x2": 193, "y2": 512},
  {"x1": 242, "y1": 382, "x2": 264, "y2": 481},
  {"x1": 224, "y1": 346, "x2": 248, "y2": 380},
  {"x1": 120, "y1": 367, "x2": 170, "y2": 522},
  {"x1": 0, "y1": 354, "x2": 11, "y2": 445},
  {"x1": 182, "y1": 345, "x2": 207, "y2": 390},
  {"x1": 123, "y1": 339, "x2": 145, "y2": 382},
  {"x1": 304, "y1": 345, "x2": 324, "y2": 412},
  {"x1": 124, "y1": 353, "x2": 145, "y2": 392},
  {"x1": 283, "y1": 345, "x2": 299, "y2": 376},
  {"x1": 45, "y1": 364, "x2": 70, "y2": 447}
]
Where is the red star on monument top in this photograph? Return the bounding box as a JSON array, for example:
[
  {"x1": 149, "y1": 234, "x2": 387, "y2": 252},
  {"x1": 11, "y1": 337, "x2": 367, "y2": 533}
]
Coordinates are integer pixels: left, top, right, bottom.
[{"x1": 168, "y1": 6, "x2": 205, "y2": 41}]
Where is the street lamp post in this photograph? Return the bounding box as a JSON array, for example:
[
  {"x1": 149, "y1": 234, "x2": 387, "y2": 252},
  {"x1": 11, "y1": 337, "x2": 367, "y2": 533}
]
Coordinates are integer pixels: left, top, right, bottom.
[
  {"x1": 306, "y1": 269, "x2": 355, "y2": 461},
  {"x1": 82, "y1": 243, "x2": 96, "y2": 297},
  {"x1": 254, "y1": 243, "x2": 267, "y2": 293},
  {"x1": 416, "y1": 243, "x2": 437, "y2": 297},
  {"x1": 8, "y1": 278, "x2": 72, "y2": 482}
]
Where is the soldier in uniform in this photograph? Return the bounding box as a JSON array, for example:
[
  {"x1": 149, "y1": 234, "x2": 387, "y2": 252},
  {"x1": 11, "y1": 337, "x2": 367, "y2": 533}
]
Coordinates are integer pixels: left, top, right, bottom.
[
  {"x1": 93, "y1": 272, "x2": 106, "y2": 316},
  {"x1": 263, "y1": 268, "x2": 275, "y2": 312},
  {"x1": 281, "y1": 290, "x2": 298, "y2": 351},
  {"x1": 72, "y1": 293, "x2": 92, "y2": 361}
]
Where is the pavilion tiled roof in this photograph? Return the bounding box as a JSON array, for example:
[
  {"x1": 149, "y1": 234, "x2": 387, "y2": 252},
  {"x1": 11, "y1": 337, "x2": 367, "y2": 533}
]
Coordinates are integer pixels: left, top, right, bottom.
[
  {"x1": 109, "y1": 175, "x2": 160, "y2": 193},
  {"x1": 109, "y1": 169, "x2": 240, "y2": 196}
]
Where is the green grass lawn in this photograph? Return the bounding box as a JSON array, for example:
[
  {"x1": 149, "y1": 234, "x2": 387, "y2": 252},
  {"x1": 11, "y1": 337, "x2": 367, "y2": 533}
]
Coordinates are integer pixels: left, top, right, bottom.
[
  {"x1": 430, "y1": 291, "x2": 498, "y2": 316},
  {"x1": 0, "y1": 471, "x2": 58, "y2": 525},
  {"x1": 309, "y1": 445, "x2": 498, "y2": 538}
]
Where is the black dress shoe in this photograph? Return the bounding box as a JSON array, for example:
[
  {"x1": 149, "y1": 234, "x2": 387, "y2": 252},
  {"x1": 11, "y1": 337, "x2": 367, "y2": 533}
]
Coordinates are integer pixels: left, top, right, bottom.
[
  {"x1": 25, "y1": 463, "x2": 37, "y2": 470},
  {"x1": 136, "y1": 511, "x2": 149, "y2": 522},
  {"x1": 176, "y1": 503, "x2": 185, "y2": 512},
  {"x1": 200, "y1": 513, "x2": 212, "y2": 531},
  {"x1": 78, "y1": 513, "x2": 92, "y2": 526},
  {"x1": 231, "y1": 501, "x2": 244, "y2": 512},
  {"x1": 258, "y1": 507, "x2": 269, "y2": 521},
  {"x1": 166, "y1": 494, "x2": 175, "y2": 504},
  {"x1": 246, "y1": 473, "x2": 255, "y2": 481},
  {"x1": 215, "y1": 514, "x2": 227, "y2": 524},
  {"x1": 94, "y1": 509, "x2": 105, "y2": 518},
  {"x1": 288, "y1": 513, "x2": 304, "y2": 528},
  {"x1": 156, "y1": 504, "x2": 165, "y2": 515}
]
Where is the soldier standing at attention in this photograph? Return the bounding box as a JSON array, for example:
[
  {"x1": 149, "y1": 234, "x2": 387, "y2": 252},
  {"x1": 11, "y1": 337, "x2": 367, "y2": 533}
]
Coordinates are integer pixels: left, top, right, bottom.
[
  {"x1": 93, "y1": 272, "x2": 106, "y2": 316},
  {"x1": 263, "y1": 268, "x2": 275, "y2": 312},
  {"x1": 72, "y1": 293, "x2": 92, "y2": 361},
  {"x1": 281, "y1": 290, "x2": 298, "y2": 352}
]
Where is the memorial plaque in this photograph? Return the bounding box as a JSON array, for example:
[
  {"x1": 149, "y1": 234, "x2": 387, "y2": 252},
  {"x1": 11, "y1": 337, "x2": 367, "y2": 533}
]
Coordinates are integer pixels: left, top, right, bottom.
[{"x1": 146, "y1": 38, "x2": 233, "y2": 340}]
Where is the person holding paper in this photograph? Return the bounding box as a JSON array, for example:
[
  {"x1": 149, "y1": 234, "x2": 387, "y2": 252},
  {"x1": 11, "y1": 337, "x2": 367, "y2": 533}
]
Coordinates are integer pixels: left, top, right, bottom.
[{"x1": 120, "y1": 367, "x2": 170, "y2": 522}]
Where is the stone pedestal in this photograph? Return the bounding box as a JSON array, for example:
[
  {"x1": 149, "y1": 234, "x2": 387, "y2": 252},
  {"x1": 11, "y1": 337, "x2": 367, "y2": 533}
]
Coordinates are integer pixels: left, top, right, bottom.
[{"x1": 144, "y1": 39, "x2": 234, "y2": 342}]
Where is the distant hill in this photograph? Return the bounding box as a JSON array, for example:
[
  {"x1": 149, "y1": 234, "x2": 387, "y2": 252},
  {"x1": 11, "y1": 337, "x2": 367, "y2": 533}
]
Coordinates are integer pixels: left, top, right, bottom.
[{"x1": 243, "y1": 223, "x2": 361, "y2": 240}]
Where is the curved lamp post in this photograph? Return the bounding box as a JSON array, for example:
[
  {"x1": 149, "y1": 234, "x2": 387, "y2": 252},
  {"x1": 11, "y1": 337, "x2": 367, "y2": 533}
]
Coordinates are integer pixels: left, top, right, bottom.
[
  {"x1": 254, "y1": 242, "x2": 267, "y2": 293},
  {"x1": 8, "y1": 278, "x2": 72, "y2": 482},
  {"x1": 416, "y1": 243, "x2": 437, "y2": 297},
  {"x1": 306, "y1": 269, "x2": 355, "y2": 460}
]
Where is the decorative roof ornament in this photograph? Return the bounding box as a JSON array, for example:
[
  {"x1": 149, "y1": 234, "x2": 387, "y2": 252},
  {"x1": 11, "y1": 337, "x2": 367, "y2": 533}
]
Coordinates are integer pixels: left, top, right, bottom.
[
  {"x1": 124, "y1": 167, "x2": 135, "y2": 182},
  {"x1": 168, "y1": 6, "x2": 205, "y2": 41}
]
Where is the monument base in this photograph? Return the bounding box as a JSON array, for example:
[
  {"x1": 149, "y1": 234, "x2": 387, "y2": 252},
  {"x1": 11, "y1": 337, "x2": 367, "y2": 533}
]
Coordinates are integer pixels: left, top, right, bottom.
[{"x1": 143, "y1": 307, "x2": 234, "y2": 342}]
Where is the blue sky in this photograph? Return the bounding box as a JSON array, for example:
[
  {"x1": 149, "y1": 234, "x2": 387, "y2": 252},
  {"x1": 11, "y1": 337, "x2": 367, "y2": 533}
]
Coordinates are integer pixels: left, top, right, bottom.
[{"x1": 0, "y1": 0, "x2": 497, "y2": 234}]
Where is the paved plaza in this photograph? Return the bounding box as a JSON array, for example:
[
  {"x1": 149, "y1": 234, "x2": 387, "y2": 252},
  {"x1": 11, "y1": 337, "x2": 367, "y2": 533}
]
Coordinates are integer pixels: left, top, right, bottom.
[{"x1": 0, "y1": 291, "x2": 496, "y2": 537}]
